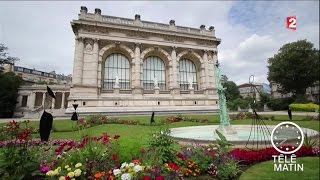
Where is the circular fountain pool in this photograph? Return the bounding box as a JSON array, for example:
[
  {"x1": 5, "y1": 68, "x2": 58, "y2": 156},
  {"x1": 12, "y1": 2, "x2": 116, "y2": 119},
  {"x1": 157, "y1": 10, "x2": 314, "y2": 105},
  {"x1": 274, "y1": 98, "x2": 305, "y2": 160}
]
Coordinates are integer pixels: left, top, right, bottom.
[{"x1": 170, "y1": 125, "x2": 319, "y2": 144}]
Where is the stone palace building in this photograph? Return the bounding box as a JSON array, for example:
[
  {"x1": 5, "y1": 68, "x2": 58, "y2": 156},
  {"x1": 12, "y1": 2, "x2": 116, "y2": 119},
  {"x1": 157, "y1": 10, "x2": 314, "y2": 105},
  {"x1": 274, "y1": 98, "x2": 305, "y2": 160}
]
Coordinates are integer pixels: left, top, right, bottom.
[{"x1": 14, "y1": 6, "x2": 221, "y2": 117}]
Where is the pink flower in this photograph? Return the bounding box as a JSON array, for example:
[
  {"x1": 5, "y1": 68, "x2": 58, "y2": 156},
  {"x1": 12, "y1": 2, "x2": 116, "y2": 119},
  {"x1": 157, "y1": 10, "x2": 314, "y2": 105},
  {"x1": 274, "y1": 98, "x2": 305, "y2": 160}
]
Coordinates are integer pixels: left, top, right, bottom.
[{"x1": 39, "y1": 165, "x2": 51, "y2": 173}]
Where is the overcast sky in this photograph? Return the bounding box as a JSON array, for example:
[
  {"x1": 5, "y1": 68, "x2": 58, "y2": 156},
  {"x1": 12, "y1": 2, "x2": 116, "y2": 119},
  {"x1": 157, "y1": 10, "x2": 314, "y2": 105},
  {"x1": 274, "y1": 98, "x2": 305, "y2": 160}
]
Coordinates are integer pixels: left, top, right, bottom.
[{"x1": 0, "y1": 1, "x2": 319, "y2": 85}]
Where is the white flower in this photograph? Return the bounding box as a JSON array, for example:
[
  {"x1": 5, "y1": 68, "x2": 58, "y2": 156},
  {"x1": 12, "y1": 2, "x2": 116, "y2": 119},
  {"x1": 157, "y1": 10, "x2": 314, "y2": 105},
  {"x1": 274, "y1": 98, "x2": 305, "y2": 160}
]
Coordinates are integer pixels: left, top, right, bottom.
[
  {"x1": 67, "y1": 172, "x2": 75, "y2": 178},
  {"x1": 74, "y1": 169, "x2": 82, "y2": 177},
  {"x1": 67, "y1": 168, "x2": 72, "y2": 171},
  {"x1": 46, "y1": 170, "x2": 55, "y2": 176},
  {"x1": 75, "y1": 163, "x2": 82, "y2": 168},
  {"x1": 133, "y1": 165, "x2": 143, "y2": 172},
  {"x1": 121, "y1": 173, "x2": 132, "y2": 180},
  {"x1": 128, "y1": 163, "x2": 134, "y2": 167},
  {"x1": 65, "y1": 165, "x2": 70, "y2": 169},
  {"x1": 57, "y1": 155, "x2": 62, "y2": 159},
  {"x1": 59, "y1": 176, "x2": 66, "y2": 180},
  {"x1": 113, "y1": 169, "x2": 121, "y2": 176},
  {"x1": 121, "y1": 162, "x2": 128, "y2": 169}
]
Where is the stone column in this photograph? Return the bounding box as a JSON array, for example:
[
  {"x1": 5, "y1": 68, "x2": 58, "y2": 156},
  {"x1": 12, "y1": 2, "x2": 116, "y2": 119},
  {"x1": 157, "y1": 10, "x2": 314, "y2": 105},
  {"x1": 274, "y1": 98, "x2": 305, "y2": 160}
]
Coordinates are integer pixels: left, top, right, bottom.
[
  {"x1": 134, "y1": 43, "x2": 141, "y2": 87},
  {"x1": 72, "y1": 37, "x2": 84, "y2": 85},
  {"x1": 51, "y1": 93, "x2": 56, "y2": 109},
  {"x1": 61, "y1": 92, "x2": 65, "y2": 109},
  {"x1": 42, "y1": 92, "x2": 46, "y2": 107},
  {"x1": 28, "y1": 92, "x2": 35, "y2": 109},
  {"x1": 16, "y1": 95, "x2": 23, "y2": 108},
  {"x1": 92, "y1": 38, "x2": 99, "y2": 86},
  {"x1": 200, "y1": 63, "x2": 206, "y2": 90},
  {"x1": 133, "y1": 43, "x2": 142, "y2": 94},
  {"x1": 171, "y1": 46, "x2": 180, "y2": 95},
  {"x1": 203, "y1": 50, "x2": 209, "y2": 89}
]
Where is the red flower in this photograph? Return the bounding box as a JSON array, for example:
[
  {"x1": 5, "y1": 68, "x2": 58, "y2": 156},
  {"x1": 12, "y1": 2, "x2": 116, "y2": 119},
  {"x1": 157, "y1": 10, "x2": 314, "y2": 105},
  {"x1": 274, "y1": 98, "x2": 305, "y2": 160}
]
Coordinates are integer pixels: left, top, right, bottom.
[
  {"x1": 142, "y1": 176, "x2": 151, "y2": 180},
  {"x1": 177, "y1": 153, "x2": 186, "y2": 160},
  {"x1": 168, "y1": 162, "x2": 179, "y2": 171},
  {"x1": 112, "y1": 154, "x2": 118, "y2": 160},
  {"x1": 17, "y1": 129, "x2": 30, "y2": 140},
  {"x1": 132, "y1": 159, "x2": 140, "y2": 164},
  {"x1": 155, "y1": 175, "x2": 165, "y2": 180},
  {"x1": 113, "y1": 135, "x2": 120, "y2": 139}
]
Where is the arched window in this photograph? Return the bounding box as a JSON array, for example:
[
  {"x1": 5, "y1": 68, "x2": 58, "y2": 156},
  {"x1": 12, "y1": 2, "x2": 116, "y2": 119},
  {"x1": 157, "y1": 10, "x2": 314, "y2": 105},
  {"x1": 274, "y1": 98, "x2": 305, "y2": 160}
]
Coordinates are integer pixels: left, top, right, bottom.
[
  {"x1": 103, "y1": 53, "x2": 130, "y2": 89},
  {"x1": 179, "y1": 59, "x2": 198, "y2": 90},
  {"x1": 141, "y1": 56, "x2": 166, "y2": 90}
]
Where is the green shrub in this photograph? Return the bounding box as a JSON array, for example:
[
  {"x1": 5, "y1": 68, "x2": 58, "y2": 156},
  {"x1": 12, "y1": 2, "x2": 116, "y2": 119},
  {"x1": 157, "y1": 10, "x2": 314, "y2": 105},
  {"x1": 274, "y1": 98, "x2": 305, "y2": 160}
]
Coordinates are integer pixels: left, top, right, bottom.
[
  {"x1": 144, "y1": 128, "x2": 178, "y2": 164},
  {"x1": 227, "y1": 98, "x2": 251, "y2": 111},
  {"x1": 267, "y1": 97, "x2": 294, "y2": 110},
  {"x1": 289, "y1": 103, "x2": 320, "y2": 112}
]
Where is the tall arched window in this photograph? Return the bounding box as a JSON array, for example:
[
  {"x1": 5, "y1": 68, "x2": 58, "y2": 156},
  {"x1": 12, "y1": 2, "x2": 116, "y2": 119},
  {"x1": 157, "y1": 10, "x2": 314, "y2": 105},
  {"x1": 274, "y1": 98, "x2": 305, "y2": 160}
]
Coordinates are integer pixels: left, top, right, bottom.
[
  {"x1": 141, "y1": 56, "x2": 166, "y2": 90},
  {"x1": 179, "y1": 59, "x2": 198, "y2": 90},
  {"x1": 103, "y1": 53, "x2": 130, "y2": 89}
]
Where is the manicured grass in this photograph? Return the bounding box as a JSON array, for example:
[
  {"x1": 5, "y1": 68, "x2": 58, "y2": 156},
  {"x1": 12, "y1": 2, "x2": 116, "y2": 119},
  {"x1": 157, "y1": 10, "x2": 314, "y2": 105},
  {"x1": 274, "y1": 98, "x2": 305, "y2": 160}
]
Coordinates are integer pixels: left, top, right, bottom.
[
  {"x1": 2, "y1": 114, "x2": 319, "y2": 161},
  {"x1": 239, "y1": 157, "x2": 320, "y2": 180}
]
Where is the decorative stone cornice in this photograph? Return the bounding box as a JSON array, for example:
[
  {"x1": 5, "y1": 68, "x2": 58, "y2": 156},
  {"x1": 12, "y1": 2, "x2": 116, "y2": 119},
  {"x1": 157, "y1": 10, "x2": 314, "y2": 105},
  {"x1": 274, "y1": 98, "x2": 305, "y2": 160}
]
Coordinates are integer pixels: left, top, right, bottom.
[{"x1": 72, "y1": 7, "x2": 221, "y2": 42}]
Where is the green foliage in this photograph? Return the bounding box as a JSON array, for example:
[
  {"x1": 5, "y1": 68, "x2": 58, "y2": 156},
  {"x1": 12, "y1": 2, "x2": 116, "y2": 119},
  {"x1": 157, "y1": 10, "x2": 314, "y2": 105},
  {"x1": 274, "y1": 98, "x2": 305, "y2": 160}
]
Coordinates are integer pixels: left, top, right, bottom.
[
  {"x1": 0, "y1": 72, "x2": 23, "y2": 117},
  {"x1": 267, "y1": 39, "x2": 319, "y2": 95},
  {"x1": 289, "y1": 103, "x2": 319, "y2": 112},
  {"x1": 227, "y1": 97, "x2": 251, "y2": 110},
  {"x1": 267, "y1": 97, "x2": 294, "y2": 110},
  {"x1": 0, "y1": 147, "x2": 39, "y2": 179},
  {"x1": 0, "y1": 44, "x2": 20, "y2": 69},
  {"x1": 222, "y1": 81, "x2": 240, "y2": 101},
  {"x1": 213, "y1": 130, "x2": 234, "y2": 152},
  {"x1": 145, "y1": 127, "x2": 178, "y2": 164},
  {"x1": 303, "y1": 132, "x2": 318, "y2": 148},
  {"x1": 216, "y1": 158, "x2": 241, "y2": 180},
  {"x1": 0, "y1": 121, "x2": 39, "y2": 179},
  {"x1": 208, "y1": 130, "x2": 241, "y2": 179}
]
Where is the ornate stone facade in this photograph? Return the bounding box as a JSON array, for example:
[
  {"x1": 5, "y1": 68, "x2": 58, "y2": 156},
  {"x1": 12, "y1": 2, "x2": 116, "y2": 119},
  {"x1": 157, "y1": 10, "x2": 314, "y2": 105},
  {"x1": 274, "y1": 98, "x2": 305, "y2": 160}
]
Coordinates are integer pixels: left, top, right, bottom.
[{"x1": 67, "y1": 7, "x2": 221, "y2": 114}]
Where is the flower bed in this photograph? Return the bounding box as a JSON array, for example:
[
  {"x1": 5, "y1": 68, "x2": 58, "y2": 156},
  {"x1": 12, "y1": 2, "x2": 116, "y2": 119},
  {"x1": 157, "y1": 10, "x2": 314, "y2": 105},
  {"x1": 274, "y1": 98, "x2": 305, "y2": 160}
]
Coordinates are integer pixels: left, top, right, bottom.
[
  {"x1": 0, "y1": 120, "x2": 319, "y2": 180},
  {"x1": 229, "y1": 146, "x2": 318, "y2": 165}
]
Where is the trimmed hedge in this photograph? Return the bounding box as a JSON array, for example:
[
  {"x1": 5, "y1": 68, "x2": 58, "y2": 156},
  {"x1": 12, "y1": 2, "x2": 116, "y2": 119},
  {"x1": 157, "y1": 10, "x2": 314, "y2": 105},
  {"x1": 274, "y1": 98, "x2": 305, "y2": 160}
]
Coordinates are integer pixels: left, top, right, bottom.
[{"x1": 289, "y1": 103, "x2": 320, "y2": 112}]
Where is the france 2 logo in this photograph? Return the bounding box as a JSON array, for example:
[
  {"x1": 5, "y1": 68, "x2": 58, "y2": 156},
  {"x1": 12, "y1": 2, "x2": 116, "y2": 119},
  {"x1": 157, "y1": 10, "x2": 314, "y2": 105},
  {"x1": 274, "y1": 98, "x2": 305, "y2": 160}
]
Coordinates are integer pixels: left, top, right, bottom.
[{"x1": 286, "y1": 16, "x2": 296, "y2": 30}]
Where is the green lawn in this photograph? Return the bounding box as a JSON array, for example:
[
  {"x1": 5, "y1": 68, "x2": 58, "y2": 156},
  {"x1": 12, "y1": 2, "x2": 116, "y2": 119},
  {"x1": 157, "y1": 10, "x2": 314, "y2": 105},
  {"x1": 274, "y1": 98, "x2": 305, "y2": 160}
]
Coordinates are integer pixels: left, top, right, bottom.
[
  {"x1": 1, "y1": 114, "x2": 319, "y2": 161},
  {"x1": 239, "y1": 157, "x2": 320, "y2": 180},
  {"x1": 1, "y1": 114, "x2": 319, "y2": 177}
]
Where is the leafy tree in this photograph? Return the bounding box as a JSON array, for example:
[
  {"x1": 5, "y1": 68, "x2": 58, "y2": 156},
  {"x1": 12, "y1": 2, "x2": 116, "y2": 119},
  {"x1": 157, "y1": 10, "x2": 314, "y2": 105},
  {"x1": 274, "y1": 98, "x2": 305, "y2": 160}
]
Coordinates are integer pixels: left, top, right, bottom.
[
  {"x1": 267, "y1": 39, "x2": 319, "y2": 96},
  {"x1": 0, "y1": 44, "x2": 19, "y2": 72},
  {"x1": 0, "y1": 44, "x2": 22, "y2": 117},
  {"x1": 222, "y1": 81, "x2": 240, "y2": 101},
  {"x1": 0, "y1": 72, "x2": 23, "y2": 117}
]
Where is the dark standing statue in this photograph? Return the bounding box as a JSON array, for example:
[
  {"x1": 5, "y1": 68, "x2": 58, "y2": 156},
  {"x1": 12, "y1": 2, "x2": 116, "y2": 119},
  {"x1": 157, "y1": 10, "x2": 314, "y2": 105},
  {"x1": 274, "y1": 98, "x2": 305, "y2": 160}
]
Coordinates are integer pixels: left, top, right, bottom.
[
  {"x1": 40, "y1": 110, "x2": 53, "y2": 141},
  {"x1": 150, "y1": 111, "x2": 155, "y2": 124},
  {"x1": 71, "y1": 100, "x2": 79, "y2": 121},
  {"x1": 288, "y1": 108, "x2": 292, "y2": 120},
  {"x1": 39, "y1": 86, "x2": 55, "y2": 141}
]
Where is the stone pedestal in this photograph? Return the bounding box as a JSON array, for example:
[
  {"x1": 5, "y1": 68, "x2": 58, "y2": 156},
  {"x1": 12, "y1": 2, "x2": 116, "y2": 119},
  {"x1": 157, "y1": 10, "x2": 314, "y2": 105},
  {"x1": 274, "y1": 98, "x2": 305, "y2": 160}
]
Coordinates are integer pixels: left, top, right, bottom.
[
  {"x1": 154, "y1": 87, "x2": 160, "y2": 95},
  {"x1": 114, "y1": 87, "x2": 120, "y2": 94},
  {"x1": 171, "y1": 87, "x2": 180, "y2": 95},
  {"x1": 189, "y1": 89, "x2": 194, "y2": 94},
  {"x1": 133, "y1": 87, "x2": 143, "y2": 95}
]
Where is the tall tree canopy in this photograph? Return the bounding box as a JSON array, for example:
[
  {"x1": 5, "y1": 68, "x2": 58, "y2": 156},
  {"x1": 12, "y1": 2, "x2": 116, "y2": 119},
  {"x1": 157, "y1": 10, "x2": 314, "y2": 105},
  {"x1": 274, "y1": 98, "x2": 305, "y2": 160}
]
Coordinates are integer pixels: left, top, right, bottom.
[
  {"x1": 267, "y1": 39, "x2": 319, "y2": 96},
  {"x1": 0, "y1": 44, "x2": 23, "y2": 117},
  {"x1": 0, "y1": 44, "x2": 19, "y2": 71},
  {"x1": 222, "y1": 80, "x2": 240, "y2": 101}
]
